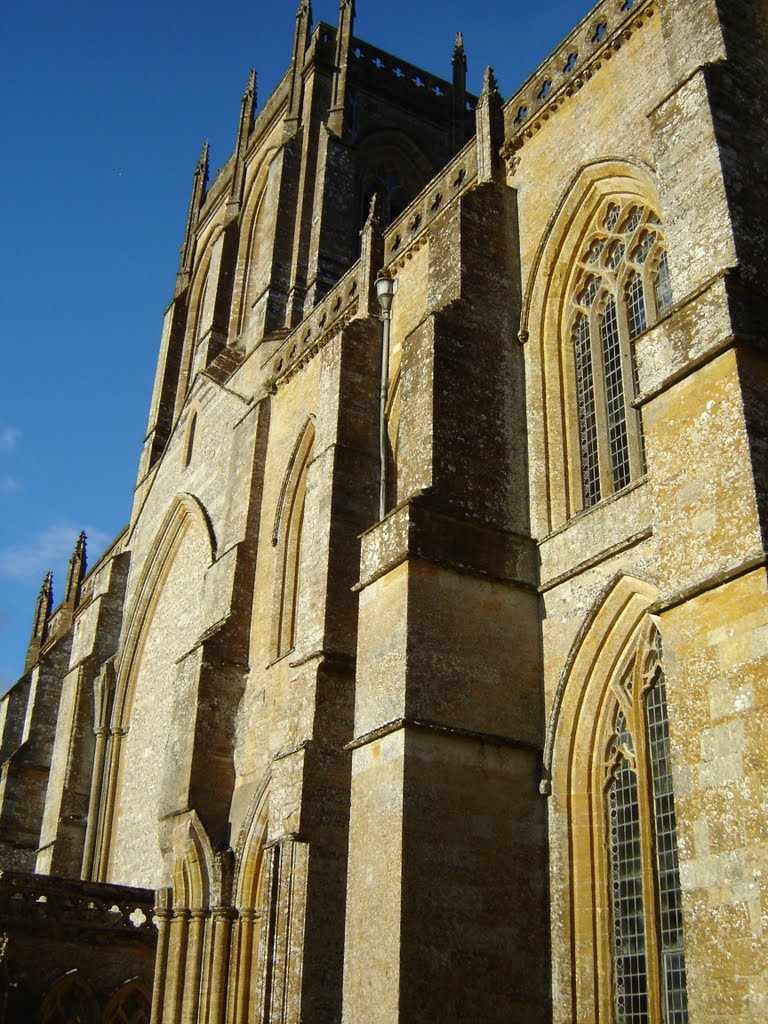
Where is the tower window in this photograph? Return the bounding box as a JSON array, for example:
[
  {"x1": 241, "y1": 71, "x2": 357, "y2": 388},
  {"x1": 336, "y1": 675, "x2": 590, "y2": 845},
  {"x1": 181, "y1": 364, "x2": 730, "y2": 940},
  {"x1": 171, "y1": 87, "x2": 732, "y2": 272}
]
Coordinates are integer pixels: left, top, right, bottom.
[
  {"x1": 360, "y1": 161, "x2": 414, "y2": 229},
  {"x1": 570, "y1": 199, "x2": 672, "y2": 510}
]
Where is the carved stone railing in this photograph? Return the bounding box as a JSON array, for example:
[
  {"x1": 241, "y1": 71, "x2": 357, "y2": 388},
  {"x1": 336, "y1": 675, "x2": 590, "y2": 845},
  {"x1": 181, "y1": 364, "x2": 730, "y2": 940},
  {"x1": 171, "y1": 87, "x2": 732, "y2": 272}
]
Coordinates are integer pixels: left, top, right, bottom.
[
  {"x1": 501, "y1": 0, "x2": 656, "y2": 166},
  {"x1": 349, "y1": 37, "x2": 477, "y2": 113},
  {"x1": 0, "y1": 870, "x2": 156, "y2": 942},
  {"x1": 270, "y1": 263, "x2": 361, "y2": 385},
  {"x1": 383, "y1": 142, "x2": 479, "y2": 273}
]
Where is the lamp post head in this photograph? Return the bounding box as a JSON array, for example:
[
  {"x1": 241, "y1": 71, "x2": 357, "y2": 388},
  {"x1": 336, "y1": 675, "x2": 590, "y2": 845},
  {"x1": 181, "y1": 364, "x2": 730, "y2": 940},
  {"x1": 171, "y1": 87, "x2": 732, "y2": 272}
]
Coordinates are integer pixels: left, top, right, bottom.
[{"x1": 376, "y1": 276, "x2": 395, "y2": 315}]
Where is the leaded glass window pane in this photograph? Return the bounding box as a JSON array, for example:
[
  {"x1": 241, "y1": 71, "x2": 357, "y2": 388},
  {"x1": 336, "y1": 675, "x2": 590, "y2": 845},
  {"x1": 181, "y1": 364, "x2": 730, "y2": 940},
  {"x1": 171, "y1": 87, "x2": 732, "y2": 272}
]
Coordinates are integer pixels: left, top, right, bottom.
[
  {"x1": 609, "y1": 720, "x2": 649, "y2": 1024},
  {"x1": 587, "y1": 238, "x2": 606, "y2": 263},
  {"x1": 654, "y1": 251, "x2": 673, "y2": 314},
  {"x1": 632, "y1": 231, "x2": 656, "y2": 264},
  {"x1": 647, "y1": 669, "x2": 689, "y2": 1024},
  {"x1": 600, "y1": 298, "x2": 631, "y2": 491},
  {"x1": 621, "y1": 206, "x2": 643, "y2": 234},
  {"x1": 574, "y1": 314, "x2": 601, "y2": 507},
  {"x1": 627, "y1": 273, "x2": 647, "y2": 339},
  {"x1": 607, "y1": 240, "x2": 625, "y2": 270},
  {"x1": 605, "y1": 203, "x2": 621, "y2": 230},
  {"x1": 580, "y1": 275, "x2": 600, "y2": 306}
]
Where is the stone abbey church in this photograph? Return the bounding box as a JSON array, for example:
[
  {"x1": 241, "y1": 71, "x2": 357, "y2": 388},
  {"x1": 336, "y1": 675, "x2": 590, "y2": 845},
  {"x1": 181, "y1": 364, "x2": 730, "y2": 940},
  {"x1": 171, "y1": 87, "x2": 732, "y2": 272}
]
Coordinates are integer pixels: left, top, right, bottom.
[{"x1": 1, "y1": 0, "x2": 767, "y2": 1020}]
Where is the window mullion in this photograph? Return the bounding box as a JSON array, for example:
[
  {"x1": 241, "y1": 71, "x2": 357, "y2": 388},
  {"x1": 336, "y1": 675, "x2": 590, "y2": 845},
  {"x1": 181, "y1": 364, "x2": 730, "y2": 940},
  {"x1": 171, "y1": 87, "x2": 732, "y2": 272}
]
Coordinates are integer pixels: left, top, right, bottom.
[
  {"x1": 590, "y1": 297, "x2": 615, "y2": 499},
  {"x1": 633, "y1": 679, "x2": 665, "y2": 1024},
  {"x1": 616, "y1": 287, "x2": 645, "y2": 484},
  {"x1": 574, "y1": 311, "x2": 601, "y2": 508},
  {"x1": 599, "y1": 293, "x2": 631, "y2": 493}
]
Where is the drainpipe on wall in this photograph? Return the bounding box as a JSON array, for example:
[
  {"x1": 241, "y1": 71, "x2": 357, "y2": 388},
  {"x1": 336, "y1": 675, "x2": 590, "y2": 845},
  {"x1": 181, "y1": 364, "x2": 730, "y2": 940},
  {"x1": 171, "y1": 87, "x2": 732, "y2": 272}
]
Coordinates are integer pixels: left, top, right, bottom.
[{"x1": 376, "y1": 276, "x2": 396, "y2": 520}]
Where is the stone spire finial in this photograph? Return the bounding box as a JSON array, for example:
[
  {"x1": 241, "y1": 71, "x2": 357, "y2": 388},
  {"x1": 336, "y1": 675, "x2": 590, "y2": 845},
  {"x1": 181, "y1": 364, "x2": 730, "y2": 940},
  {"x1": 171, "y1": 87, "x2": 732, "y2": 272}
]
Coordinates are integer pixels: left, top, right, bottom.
[
  {"x1": 453, "y1": 31, "x2": 466, "y2": 64},
  {"x1": 25, "y1": 570, "x2": 53, "y2": 671},
  {"x1": 364, "y1": 192, "x2": 380, "y2": 233},
  {"x1": 177, "y1": 141, "x2": 210, "y2": 292},
  {"x1": 64, "y1": 531, "x2": 87, "y2": 608},
  {"x1": 243, "y1": 66, "x2": 257, "y2": 106},
  {"x1": 475, "y1": 65, "x2": 504, "y2": 183},
  {"x1": 358, "y1": 194, "x2": 384, "y2": 318},
  {"x1": 451, "y1": 30, "x2": 468, "y2": 152},
  {"x1": 481, "y1": 64, "x2": 501, "y2": 101},
  {"x1": 230, "y1": 70, "x2": 257, "y2": 209},
  {"x1": 197, "y1": 140, "x2": 210, "y2": 184},
  {"x1": 328, "y1": 0, "x2": 356, "y2": 136},
  {"x1": 285, "y1": 0, "x2": 314, "y2": 135}
]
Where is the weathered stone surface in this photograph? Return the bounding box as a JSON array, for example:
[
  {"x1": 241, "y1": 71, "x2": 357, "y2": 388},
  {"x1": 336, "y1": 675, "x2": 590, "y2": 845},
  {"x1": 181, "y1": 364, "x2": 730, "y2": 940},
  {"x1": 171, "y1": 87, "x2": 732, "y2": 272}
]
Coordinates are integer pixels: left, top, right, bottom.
[{"x1": 1, "y1": 1, "x2": 766, "y2": 1021}]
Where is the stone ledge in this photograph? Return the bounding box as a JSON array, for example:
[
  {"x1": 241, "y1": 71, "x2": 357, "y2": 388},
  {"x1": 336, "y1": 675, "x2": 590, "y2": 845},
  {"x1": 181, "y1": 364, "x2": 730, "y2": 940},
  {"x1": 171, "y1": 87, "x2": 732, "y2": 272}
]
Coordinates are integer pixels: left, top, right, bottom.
[
  {"x1": 345, "y1": 715, "x2": 543, "y2": 754},
  {"x1": 357, "y1": 497, "x2": 538, "y2": 591}
]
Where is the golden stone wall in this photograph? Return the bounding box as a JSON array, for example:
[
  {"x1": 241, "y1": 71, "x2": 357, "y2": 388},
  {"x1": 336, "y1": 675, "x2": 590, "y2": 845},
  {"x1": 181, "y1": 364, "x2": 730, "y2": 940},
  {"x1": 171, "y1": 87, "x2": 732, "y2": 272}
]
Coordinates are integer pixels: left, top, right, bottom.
[{"x1": 1, "y1": 0, "x2": 766, "y2": 1021}]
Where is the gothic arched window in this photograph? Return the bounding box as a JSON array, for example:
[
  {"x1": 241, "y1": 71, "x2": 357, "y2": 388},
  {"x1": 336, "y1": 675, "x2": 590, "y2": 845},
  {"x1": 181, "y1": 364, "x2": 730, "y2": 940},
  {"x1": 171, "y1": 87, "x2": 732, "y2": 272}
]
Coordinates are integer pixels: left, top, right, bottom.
[
  {"x1": 361, "y1": 162, "x2": 411, "y2": 229},
  {"x1": 39, "y1": 973, "x2": 98, "y2": 1024},
  {"x1": 570, "y1": 200, "x2": 672, "y2": 509},
  {"x1": 272, "y1": 419, "x2": 314, "y2": 658},
  {"x1": 103, "y1": 980, "x2": 151, "y2": 1024},
  {"x1": 603, "y1": 628, "x2": 689, "y2": 1024}
]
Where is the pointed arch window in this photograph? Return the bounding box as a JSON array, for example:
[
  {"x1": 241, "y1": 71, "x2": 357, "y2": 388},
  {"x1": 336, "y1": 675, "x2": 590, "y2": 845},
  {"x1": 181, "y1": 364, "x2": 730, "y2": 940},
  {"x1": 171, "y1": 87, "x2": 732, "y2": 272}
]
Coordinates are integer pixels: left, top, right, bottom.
[
  {"x1": 184, "y1": 412, "x2": 197, "y2": 468},
  {"x1": 273, "y1": 420, "x2": 314, "y2": 658},
  {"x1": 361, "y1": 162, "x2": 411, "y2": 228},
  {"x1": 570, "y1": 200, "x2": 672, "y2": 510},
  {"x1": 39, "y1": 973, "x2": 98, "y2": 1024},
  {"x1": 103, "y1": 980, "x2": 151, "y2": 1024},
  {"x1": 603, "y1": 629, "x2": 689, "y2": 1024}
]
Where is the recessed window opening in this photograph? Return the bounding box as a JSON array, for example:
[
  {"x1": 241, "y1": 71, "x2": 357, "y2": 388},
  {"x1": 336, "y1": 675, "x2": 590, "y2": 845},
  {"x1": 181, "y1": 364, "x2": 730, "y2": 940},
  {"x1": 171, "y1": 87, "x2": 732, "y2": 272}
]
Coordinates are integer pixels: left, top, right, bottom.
[
  {"x1": 570, "y1": 199, "x2": 672, "y2": 510},
  {"x1": 184, "y1": 413, "x2": 197, "y2": 468}
]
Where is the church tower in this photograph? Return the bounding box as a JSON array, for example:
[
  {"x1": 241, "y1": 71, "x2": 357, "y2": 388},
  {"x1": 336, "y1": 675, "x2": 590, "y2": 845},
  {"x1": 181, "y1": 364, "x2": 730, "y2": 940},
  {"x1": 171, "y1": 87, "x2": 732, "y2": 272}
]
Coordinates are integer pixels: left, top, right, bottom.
[{"x1": 1, "y1": 1, "x2": 767, "y2": 1022}]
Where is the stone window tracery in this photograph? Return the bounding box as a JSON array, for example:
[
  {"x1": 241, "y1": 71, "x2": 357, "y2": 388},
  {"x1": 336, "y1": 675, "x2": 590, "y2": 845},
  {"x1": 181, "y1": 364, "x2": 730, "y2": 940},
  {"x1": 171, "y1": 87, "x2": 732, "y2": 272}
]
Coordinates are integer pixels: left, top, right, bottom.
[
  {"x1": 570, "y1": 199, "x2": 672, "y2": 510},
  {"x1": 39, "y1": 974, "x2": 98, "y2": 1024},
  {"x1": 603, "y1": 629, "x2": 689, "y2": 1024},
  {"x1": 361, "y1": 162, "x2": 411, "y2": 228},
  {"x1": 103, "y1": 980, "x2": 151, "y2": 1024}
]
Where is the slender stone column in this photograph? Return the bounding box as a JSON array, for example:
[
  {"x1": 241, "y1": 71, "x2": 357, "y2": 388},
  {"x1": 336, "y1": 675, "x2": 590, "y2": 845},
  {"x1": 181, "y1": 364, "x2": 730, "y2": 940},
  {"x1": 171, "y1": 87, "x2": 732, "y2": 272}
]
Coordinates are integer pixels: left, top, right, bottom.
[
  {"x1": 163, "y1": 909, "x2": 191, "y2": 1023},
  {"x1": 181, "y1": 909, "x2": 207, "y2": 1024},
  {"x1": 233, "y1": 909, "x2": 259, "y2": 1024},
  {"x1": 206, "y1": 907, "x2": 235, "y2": 1024},
  {"x1": 80, "y1": 723, "x2": 108, "y2": 880},
  {"x1": 225, "y1": 912, "x2": 242, "y2": 1024},
  {"x1": 94, "y1": 726, "x2": 125, "y2": 881},
  {"x1": 150, "y1": 892, "x2": 172, "y2": 1024}
]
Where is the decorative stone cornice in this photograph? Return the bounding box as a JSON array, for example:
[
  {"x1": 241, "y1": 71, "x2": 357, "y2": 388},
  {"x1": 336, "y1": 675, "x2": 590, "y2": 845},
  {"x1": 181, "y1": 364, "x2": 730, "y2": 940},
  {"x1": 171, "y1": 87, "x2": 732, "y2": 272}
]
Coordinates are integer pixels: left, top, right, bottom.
[
  {"x1": 500, "y1": 0, "x2": 657, "y2": 171},
  {"x1": 270, "y1": 266, "x2": 362, "y2": 386}
]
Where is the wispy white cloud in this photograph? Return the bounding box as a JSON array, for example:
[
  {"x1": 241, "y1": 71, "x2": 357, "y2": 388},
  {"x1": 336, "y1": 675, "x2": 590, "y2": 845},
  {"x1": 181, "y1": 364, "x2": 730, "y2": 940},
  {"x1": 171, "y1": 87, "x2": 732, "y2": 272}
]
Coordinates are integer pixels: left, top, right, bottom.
[
  {"x1": 0, "y1": 523, "x2": 111, "y2": 582},
  {"x1": 0, "y1": 477, "x2": 21, "y2": 494},
  {"x1": 0, "y1": 428, "x2": 20, "y2": 454}
]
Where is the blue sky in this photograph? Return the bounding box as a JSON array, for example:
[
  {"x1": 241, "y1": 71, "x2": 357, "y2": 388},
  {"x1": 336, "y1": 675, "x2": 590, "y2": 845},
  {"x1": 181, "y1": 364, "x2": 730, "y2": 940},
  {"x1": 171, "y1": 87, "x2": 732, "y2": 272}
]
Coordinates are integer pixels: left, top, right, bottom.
[{"x1": 0, "y1": 0, "x2": 592, "y2": 689}]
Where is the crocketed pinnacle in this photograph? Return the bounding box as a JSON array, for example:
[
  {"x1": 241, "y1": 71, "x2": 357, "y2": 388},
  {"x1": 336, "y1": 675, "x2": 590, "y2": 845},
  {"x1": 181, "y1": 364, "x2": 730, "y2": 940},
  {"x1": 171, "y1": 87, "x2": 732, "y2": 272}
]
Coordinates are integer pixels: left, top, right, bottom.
[
  {"x1": 481, "y1": 65, "x2": 501, "y2": 101},
  {"x1": 243, "y1": 67, "x2": 257, "y2": 104}
]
